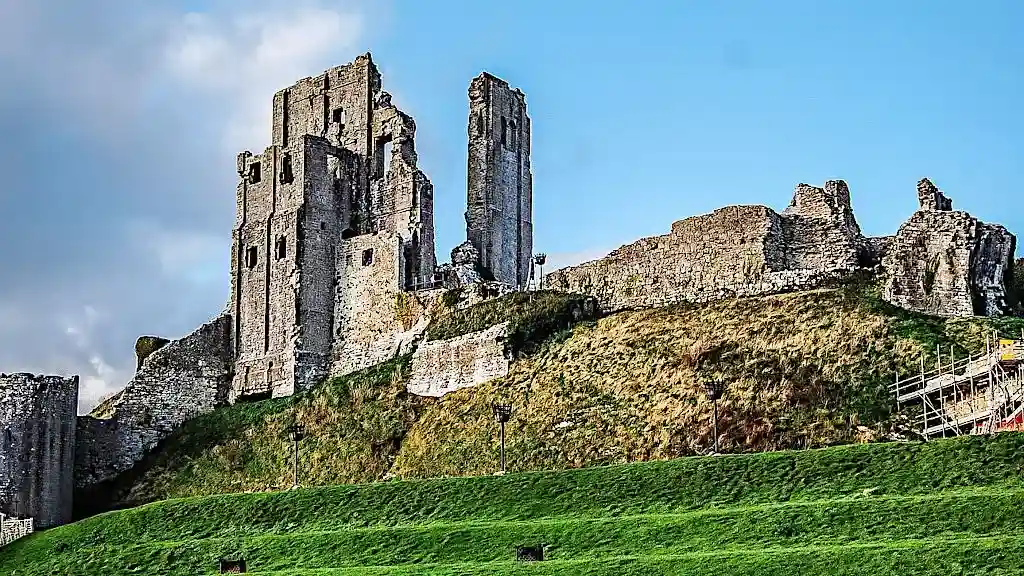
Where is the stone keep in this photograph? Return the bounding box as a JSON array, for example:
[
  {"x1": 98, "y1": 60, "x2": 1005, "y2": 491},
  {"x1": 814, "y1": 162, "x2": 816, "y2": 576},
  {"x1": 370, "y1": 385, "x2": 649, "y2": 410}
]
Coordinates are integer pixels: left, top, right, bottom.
[
  {"x1": 466, "y1": 73, "x2": 533, "y2": 288},
  {"x1": 229, "y1": 53, "x2": 437, "y2": 400},
  {"x1": 0, "y1": 373, "x2": 78, "y2": 528}
]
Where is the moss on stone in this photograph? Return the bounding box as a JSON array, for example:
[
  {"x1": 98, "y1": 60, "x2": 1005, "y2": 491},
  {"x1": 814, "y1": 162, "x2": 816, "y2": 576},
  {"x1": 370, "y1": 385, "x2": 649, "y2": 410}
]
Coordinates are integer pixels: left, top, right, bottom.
[{"x1": 134, "y1": 336, "x2": 171, "y2": 371}]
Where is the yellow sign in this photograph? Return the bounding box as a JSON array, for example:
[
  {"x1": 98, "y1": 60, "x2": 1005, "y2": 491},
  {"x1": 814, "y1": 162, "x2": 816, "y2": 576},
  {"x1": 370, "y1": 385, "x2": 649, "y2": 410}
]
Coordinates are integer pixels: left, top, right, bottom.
[{"x1": 999, "y1": 339, "x2": 1017, "y2": 361}]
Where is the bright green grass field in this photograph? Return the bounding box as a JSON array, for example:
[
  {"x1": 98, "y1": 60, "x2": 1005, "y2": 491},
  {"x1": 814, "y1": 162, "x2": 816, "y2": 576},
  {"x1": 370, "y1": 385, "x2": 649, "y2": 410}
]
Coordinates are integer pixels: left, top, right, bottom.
[{"x1": 3, "y1": 433, "x2": 1024, "y2": 575}]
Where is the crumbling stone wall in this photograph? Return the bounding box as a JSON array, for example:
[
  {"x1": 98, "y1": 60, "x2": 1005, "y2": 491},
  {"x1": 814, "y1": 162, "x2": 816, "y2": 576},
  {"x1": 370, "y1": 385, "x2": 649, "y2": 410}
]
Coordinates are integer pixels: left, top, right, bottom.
[
  {"x1": 75, "y1": 313, "x2": 233, "y2": 488},
  {"x1": 134, "y1": 337, "x2": 170, "y2": 371},
  {"x1": 781, "y1": 180, "x2": 863, "y2": 270},
  {"x1": 230, "y1": 53, "x2": 438, "y2": 401},
  {"x1": 330, "y1": 233, "x2": 445, "y2": 376},
  {"x1": 466, "y1": 73, "x2": 533, "y2": 288},
  {"x1": 407, "y1": 322, "x2": 511, "y2": 397},
  {"x1": 0, "y1": 373, "x2": 78, "y2": 528},
  {"x1": 883, "y1": 179, "x2": 1015, "y2": 317},
  {"x1": 546, "y1": 182, "x2": 862, "y2": 312}
]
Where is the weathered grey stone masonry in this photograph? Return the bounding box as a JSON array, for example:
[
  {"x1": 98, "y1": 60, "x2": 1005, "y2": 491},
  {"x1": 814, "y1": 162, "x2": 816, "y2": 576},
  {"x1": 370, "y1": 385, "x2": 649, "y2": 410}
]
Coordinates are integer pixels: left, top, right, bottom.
[
  {"x1": 2, "y1": 53, "x2": 535, "y2": 528},
  {"x1": 466, "y1": 73, "x2": 533, "y2": 288},
  {"x1": 0, "y1": 373, "x2": 78, "y2": 529}
]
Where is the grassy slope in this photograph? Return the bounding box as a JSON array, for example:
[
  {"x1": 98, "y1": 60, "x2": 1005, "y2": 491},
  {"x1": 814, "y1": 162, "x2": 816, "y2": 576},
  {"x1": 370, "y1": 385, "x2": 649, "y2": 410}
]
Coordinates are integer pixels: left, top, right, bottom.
[
  {"x1": 5, "y1": 434, "x2": 1024, "y2": 575},
  {"x1": 91, "y1": 284, "x2": 1024, "y2": 510},
  {"x1": 394, "y1": 284, "x2": 1024, "y2": 476}
]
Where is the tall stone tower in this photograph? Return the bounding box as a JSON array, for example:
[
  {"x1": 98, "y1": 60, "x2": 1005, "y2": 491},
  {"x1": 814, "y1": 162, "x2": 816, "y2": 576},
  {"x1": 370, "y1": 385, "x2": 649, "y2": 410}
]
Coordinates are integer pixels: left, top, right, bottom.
[
  {"x1": 0, "y1": 373, "x2": 78, "y2": 528},
  {"x1": 466, "y1": 73, "x2": 533, "y2": 288},
  {"x1": 229, "y1": 53, "x2": 436, "y2": 401}
]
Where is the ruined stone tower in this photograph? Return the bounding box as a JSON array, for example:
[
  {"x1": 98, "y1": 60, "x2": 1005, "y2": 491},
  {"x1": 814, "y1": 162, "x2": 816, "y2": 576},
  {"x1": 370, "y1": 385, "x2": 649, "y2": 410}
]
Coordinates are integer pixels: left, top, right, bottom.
[
  {"x1": 0, "y1": 374, "x2": 78, "y2": 528},
  {"x1": 230, "y1": 53, "x2": 436, "y2": 400},
  {"x1": 466, "y1": 73, "x2": 533, "y2": 288}
]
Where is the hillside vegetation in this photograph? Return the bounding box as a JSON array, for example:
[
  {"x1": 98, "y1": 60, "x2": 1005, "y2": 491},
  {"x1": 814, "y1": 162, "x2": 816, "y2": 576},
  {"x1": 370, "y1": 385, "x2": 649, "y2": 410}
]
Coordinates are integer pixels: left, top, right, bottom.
[
  {"x1": 6, "y1": 434, "x2": 1024, "y2": 575},
  {"x1": 83, "y1": 283, "x2": 1024, "y2": 512}
]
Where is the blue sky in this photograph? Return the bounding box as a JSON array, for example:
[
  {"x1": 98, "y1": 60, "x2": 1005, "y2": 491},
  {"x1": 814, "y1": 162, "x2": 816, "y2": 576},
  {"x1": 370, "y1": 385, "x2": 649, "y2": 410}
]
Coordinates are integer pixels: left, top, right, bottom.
[
  {"x1": 1, "y1": 0, "x2": 1021, "y2": 410},
  {"x1": 365, "y1": 0, "x2": 1024, "y2": 259}
]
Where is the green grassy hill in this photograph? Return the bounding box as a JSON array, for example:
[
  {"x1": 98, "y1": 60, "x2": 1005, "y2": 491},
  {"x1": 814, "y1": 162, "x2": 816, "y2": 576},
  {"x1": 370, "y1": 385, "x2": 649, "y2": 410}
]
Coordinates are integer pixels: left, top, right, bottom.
[
  {"x1": 79, "y1": 283, "x2": 1024, "y2": 514},
  {"x1": 5, "y1": 434, "x2": 1024, "y2": 575}
]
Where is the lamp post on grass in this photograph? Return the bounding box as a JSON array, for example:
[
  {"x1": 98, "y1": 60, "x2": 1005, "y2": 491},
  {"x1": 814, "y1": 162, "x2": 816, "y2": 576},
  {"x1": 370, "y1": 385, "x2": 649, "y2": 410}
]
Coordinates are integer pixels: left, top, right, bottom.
[
  {"x1": 703, "y1": 381, "x2": 725, "y2": 454},
  {"x1": 493, "y1": 403, "x2": 513, "y2": 474},
  {"x1": 287, "y1": 421, "x2": 306, "y2": 488},
  {"x1": 533, "y1": 254, "x2": 547, "y2": 291}
]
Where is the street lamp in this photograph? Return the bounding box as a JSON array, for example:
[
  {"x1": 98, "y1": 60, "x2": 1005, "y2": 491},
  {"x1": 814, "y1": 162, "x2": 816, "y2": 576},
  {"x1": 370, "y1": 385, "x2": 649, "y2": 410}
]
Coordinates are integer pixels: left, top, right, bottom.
[
  {"x1": 492, "y1": 403, "x2": 513, "y2": 474},
  {"x1": 703, "y1": 381, "x2": 725, "y2": 454},
  {"x1": 287, "y1": 421, "x2": 306, "y2": 488},
  {"x1": 533, "y1": 254, "x2": 547, "y2": 290}
]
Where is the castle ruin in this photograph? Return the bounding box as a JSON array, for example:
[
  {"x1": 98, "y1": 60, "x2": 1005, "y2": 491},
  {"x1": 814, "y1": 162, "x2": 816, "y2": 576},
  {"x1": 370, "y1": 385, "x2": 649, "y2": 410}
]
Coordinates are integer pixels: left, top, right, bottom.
[
  {"x1": 1, "y1": 53, "x2": 1019, "y2": 531},
  {"x1": 546, "y1": 178, "x2": 1016, "y2": 318}
]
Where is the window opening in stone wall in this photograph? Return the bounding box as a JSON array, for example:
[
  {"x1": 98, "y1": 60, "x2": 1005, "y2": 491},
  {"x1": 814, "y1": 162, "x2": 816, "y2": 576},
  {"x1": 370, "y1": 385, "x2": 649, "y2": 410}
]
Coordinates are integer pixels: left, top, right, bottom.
[
  {"x1": 332, "y1": 107, "x2": 346, "y2": 125},
  {"x1": 275, "y1": 237, "x2": 287, "y2": 260},
  {"x1": 374, "y1": 135, "x2": 394, "y2": 180},
  {"x1": 3, "y1": 428, "x2": 10, "y2": 446},
  {"x1": 245, "y1": 247, "x2": 258, "y2": 269},
  {"x1": 476, "y1": 113, "x2": 484, "y2": 136},
  {"x1": 341, "y1": 228, "x2": 356, "y2": 239},
  {"x1": 500, "y1": 117, "x2": 508, "y2": 148},
  {"x1": 280, "y1": 153, "x2": 294, "y2": 184},
  {"x1": 382, "y1": 140, "x2": 393, "y2": 179},
  {"x1": 320, "y1": 221, "x2": 327, "y2": 230},
  {"x1": 248, "y1": 162, "x2": 261, "y2": 183},
  {"x1": 508, "y1": 120, "x2": 517, "y2": 150},
  {"x1": 362, "y1": 248, "x2": 374, "y2": 266}
]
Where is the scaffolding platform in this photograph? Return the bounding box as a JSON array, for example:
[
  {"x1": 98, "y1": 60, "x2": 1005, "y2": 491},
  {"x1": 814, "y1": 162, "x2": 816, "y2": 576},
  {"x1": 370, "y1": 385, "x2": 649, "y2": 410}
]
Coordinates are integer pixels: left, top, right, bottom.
[{"x1": 892, "y1": 334, "x2": 1024, "y2": 439}]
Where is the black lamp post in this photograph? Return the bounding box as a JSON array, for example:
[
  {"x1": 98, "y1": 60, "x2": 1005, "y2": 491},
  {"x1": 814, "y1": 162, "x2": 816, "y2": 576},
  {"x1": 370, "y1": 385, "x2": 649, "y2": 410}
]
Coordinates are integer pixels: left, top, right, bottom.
[
  {"x1": 493, "y1": 403, "x2": 513, "y2": 473},
  {"x1": 533, "y1": 254, "x2": 547, "y2": 290},
  {"x1": 287, "y1": 421, "x2": 306, "y2": 488},
  {"x1": 703, "y1": 381, "x2": 725, "y2": 454}
]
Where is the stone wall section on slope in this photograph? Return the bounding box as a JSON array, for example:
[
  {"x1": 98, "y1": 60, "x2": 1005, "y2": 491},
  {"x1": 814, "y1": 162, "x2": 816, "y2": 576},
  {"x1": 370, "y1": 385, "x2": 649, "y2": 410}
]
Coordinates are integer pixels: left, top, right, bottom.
[
  {"x1": 407, "y1": 322, "x2": 511, "y2": 397},
  {"x1": 883, "y1": 211, "x2": 1015, "y2": 317},
  {"x1": 546, "y1": 181, "x2": 863, "y2": 313},
  {"x1": 781, "y1": 180, "x2": 863, "y2": 271},
  {"x1": 74, "y1": 313, "x2": 233, "y2": 488},
  {"x1": 0, "y1": 374, "x2": 78, "y2": 528}
]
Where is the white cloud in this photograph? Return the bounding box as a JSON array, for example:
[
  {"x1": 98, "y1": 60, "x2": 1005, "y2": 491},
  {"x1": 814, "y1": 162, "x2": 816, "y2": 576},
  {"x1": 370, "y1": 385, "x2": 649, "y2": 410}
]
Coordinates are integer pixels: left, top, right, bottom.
[{"x1": 165, "y1": 5, "x2": 364, "y2": 152}]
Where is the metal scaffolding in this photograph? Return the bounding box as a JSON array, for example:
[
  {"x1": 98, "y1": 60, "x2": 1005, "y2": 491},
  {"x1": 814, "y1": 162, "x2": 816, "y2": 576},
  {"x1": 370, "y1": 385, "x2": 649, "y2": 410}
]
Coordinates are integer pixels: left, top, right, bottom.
[{"x1": 892, "y1": 330, "x2": 1024, "y2": 438}]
